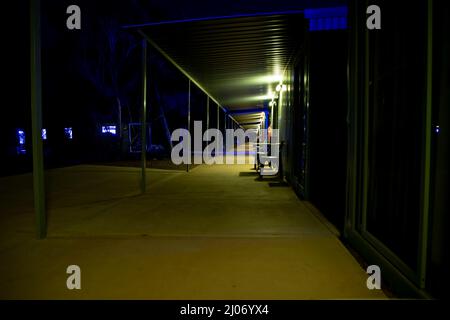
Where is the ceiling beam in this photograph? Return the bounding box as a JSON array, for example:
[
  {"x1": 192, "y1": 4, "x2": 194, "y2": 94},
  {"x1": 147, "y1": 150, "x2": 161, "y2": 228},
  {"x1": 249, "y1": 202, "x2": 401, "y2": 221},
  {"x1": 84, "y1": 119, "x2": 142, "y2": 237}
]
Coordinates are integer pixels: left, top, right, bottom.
[{"x1": 138, "y1": 29, "x2": 242, "y2": 127}]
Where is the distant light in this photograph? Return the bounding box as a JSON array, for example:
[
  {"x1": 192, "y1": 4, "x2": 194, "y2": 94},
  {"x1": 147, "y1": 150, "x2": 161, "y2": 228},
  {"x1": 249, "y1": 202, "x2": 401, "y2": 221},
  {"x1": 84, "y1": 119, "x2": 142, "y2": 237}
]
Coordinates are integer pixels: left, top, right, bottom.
[
  {"x1": 17, "y1": 129, "x2": 25, "y2": 145},
  {"x1": 435, "y1": 125, "x2": 440, "y2": 134},
  {"x1": 282, "y1": 84, "x2": 287, "y2": 92},
  {"x1": 42, "y1": 129, "x2": 47, "y2": 140},
  {"x1": 265, "y1": 74, "x2": 282, "y2": 83},
  {"x1": 102, "y1": 125, "x2": 117, "y2": 135},
  {"x1": 64, "y1": 127, "x2": 73, "y2": 139},
  {"x1": 16, "y1": 129, "x2": 26, "y2": 155},
  {"x1": 276, "y1": 84, "x2": 282, "y2": 92},
  {"x1": 231, "y1": 74, "x2": 283, "y2": 87}
]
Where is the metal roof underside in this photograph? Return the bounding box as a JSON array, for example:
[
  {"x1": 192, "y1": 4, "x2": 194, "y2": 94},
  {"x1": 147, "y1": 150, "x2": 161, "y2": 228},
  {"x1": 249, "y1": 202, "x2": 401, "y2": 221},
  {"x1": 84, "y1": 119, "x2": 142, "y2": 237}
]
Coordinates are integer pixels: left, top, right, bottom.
[{"x1": 130, "y1": 13, "x2": 305, "y2": 128}]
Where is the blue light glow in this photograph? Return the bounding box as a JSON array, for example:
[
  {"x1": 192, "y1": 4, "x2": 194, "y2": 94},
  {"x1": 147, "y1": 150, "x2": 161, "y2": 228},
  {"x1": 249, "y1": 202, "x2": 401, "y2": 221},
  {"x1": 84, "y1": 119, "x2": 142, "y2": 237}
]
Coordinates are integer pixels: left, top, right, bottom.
[
  {"x1": 102, "y1": 125, "x2": 117, "y2": 135},
  {"x1": 17, "y1": 130, "x2": 25, "y2": 145},
  {"x1": 304, "y1": 7, "x2": 348, "y2": 31},
  {"x1": 64, "y1": 127, "x2": 73, "y2": 139},
  {"x1": 42, "y1": 129, "x2": 47, "y2": 140},
  {"x1": 16, "y1": 129, "x2": 26, "y2": 155}
]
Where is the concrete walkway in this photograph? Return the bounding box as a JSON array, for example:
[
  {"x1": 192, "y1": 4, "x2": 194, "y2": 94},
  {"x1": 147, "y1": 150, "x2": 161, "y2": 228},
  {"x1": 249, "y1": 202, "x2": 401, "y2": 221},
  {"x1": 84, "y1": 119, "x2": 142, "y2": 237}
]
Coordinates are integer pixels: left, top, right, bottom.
[{"x1": 0, "y1": 157, "x2": 386, "y2": 299}]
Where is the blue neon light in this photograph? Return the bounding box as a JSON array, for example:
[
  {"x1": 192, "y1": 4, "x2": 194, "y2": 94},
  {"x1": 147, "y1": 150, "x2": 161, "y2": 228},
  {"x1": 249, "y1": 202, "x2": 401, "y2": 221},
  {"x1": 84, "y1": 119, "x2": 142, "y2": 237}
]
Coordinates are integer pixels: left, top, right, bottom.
[
  {"x1": 304, "y1": 7, "x2": 348, "y2": 31},
  {"x1": 102, "y1": 125, "x2": 117, "y2": 135},
  {"x1": 64, "y1": 127, "x2": 73, "y2": 139},
  {"x1": 17, "y1": 129, "x2": 25, "y2": 145},
  {"x1": 16, "y1": 129, "x2": 26, "y2": 155}
]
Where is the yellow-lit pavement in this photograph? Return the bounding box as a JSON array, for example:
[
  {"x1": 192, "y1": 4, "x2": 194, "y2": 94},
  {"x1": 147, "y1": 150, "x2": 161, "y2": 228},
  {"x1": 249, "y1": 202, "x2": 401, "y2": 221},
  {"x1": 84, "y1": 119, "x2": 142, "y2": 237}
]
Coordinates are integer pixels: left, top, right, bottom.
[{"x1": 0, "y1": 152, "x2": 386, "y2": 299}]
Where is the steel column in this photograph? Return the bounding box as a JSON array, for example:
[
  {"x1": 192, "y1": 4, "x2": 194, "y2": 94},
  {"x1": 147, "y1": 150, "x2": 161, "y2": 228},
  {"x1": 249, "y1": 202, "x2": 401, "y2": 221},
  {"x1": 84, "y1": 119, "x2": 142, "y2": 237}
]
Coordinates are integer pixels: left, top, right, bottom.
[
  {"x1": 187, "y1": 80, "x2": 191, "y2": 172},
  {"x1": 30, "y1": 0, "x2": 46, "y2": 239},
  {"x1": 140, "y1": 39, "x2": 147, "y2": 193},
  {"x1": 206, "y1": 96, "x2": 210, "y2": 130}
]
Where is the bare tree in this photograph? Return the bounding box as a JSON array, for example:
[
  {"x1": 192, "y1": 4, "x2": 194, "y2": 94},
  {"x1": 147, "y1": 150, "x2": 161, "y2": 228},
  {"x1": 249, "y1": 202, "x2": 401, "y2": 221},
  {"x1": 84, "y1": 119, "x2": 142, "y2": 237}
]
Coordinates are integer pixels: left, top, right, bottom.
[{"x1": 78, "y1": 17, "x2": 140, "y2": 139}]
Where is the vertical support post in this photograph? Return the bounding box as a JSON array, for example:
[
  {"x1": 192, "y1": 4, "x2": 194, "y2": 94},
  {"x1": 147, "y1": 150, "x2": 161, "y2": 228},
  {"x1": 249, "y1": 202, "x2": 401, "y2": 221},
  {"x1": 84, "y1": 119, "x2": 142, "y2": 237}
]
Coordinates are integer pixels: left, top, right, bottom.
[
  {"x1": 30, "y1": 0, "x2": 46, "y2": 239},
  {"x1": 187, "y1": 80, "x2": 191, "y2": 172},
  {"x1": 265, "y1": 110, "x2": 269, "y2": 129},
  {"x1": 140, "y1": 39, "x2": 147, "y2": 193},
  {"x1": 344, "y1": 0, "x2": 359, "y2": 237},
  {"x1": 418, "y1": 0, "x2": 433, "y2": 289},
  {"x1": 206, "y1": 96, "x2": 210, "y2": 131},
  {"x1": 270, "y1": 103, "x2": 274, "y2": 130},
  {"x1": 224, "y1": 112, "x2": 227, "y2": 154},
  {"x1": 205, "y1": 96, "x2": 210, "y2": 147},
  {"x1": 216, "y1": 105, "x2": 219, "y2": 130},
  {"x1": 361, "y1": 0, "x2": 370, "y2": 232}
]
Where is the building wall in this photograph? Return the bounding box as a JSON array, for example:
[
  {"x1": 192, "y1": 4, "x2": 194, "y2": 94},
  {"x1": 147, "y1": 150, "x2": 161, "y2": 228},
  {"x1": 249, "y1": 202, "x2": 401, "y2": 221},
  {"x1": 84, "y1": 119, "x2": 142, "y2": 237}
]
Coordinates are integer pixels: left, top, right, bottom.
[
  {"x1": 277, "y1": 0, "x2": 448, "y2": 298},
  {"x1": 344, "y1": 0, "x2": 447, "y2": 298}
]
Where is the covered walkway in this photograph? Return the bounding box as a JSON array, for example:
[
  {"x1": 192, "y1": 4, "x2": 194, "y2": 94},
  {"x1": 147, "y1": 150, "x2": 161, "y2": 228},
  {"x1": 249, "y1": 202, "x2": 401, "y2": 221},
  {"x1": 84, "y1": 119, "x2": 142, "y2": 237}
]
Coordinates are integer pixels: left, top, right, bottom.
[
  {"x1": 8, "y1": 0, "x2": 445, "y2": 300},
  {"x1": 0, "y1": 149, "x2": 385, "y2": 299}
]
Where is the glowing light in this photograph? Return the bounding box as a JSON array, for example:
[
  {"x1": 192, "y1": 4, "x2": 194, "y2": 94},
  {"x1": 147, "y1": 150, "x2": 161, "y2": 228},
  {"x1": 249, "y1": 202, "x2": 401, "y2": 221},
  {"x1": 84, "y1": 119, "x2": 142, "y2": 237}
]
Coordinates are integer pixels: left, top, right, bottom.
[
  {"x1": 17, "y1": 129, "x2": 25, "y2": 145},
  {"x1": 276, "y1": 83, "x2": 287, "y2": 93},
  {"x1": 435, "y1": 125, "x2": 440, "y2": 134},
  {"x1": 64, "y1": 127, "x2": 73, "y2": 139},
  {"x1": 41, "y1": 129, "x2": 47, "y2": 140},
  {"x1": 273, "y1": 65, "x2": 282, "y2": 78},
  {"x1": 102, "y1": 125, "x2": 116, "y2": 135},
  {"x1": 16, "y1": 129, "x2": 26, "y2": 155},
  {"x1": 222, "y1": 74, "x2": 283, "y2": 88},
  {"x1": 304, "y1": 6, "x2": 348, "y2": 31},
  {"x1": 267, "y1": 87, "x2": 276, "y2": 100},
  {"x1": 267, "y1": 74, "x2": 282, "y2": 83}
]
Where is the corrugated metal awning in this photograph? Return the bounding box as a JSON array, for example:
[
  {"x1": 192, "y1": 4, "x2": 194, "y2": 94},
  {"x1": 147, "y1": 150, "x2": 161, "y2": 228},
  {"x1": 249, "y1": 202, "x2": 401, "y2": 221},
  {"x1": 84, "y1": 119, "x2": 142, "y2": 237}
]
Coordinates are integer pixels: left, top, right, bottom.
[{"x1": 126, "y1": 13, "x2": 306, "y2": 128}]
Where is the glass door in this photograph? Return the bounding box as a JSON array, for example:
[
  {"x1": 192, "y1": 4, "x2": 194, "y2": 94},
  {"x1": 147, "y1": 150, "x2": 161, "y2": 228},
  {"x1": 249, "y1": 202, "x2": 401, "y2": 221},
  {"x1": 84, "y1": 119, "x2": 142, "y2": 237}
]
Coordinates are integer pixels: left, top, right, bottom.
[{"x1": 360, "y1": 0, "x2": 432, "y2": 288}]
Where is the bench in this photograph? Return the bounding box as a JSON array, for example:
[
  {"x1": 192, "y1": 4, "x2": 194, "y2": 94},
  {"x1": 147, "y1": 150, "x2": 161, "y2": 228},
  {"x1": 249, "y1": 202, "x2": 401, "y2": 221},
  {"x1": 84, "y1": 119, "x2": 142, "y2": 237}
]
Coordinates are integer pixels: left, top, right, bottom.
[{"x1": 252, "y1": 142, "x2": 282, "y2": 177}]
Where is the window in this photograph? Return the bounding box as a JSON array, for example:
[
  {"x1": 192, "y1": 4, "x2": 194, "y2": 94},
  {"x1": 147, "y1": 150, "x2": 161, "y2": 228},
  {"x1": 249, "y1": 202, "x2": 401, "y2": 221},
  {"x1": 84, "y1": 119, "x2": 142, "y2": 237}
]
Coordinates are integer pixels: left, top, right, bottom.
[
  {"x1": 16, "y1": 129, "x2": 26, "y2": 155},
  {"x1": 304, "y1": 6, "x2": 348, "y2": 31},
  {"x1": 64, "y1": 127, "x2": 73, "y2": 140},
  {"x1": 101, "y1": 125, "x2": 116, "y2": 135}
]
